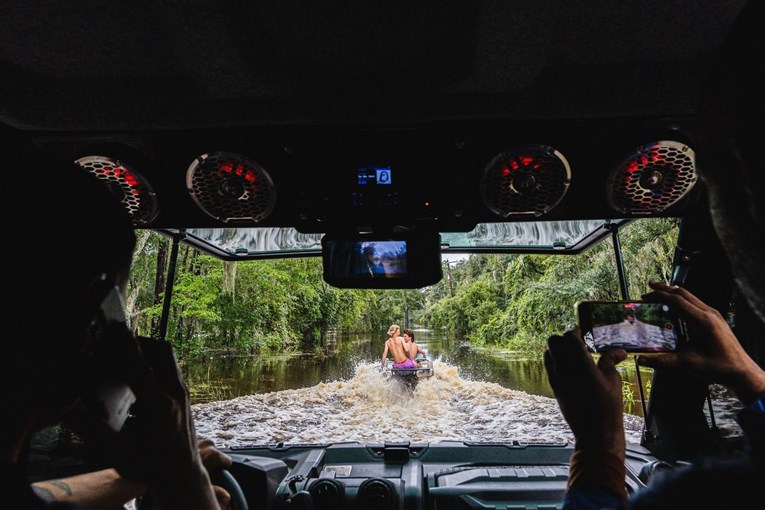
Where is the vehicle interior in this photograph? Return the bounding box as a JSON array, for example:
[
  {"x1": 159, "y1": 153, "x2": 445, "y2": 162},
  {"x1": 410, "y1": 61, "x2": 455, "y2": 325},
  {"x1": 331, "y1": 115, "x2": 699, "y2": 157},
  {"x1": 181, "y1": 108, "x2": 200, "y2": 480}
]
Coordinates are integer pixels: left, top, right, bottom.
[{"x1": 4, "y1": 1, "x2": 762, "y2": 509}]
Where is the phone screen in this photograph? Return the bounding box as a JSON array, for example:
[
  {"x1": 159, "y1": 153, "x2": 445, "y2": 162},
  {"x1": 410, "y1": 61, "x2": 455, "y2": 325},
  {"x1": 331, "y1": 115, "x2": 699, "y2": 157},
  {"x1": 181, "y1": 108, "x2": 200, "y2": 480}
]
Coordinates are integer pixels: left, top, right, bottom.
[{"x1": 577, "y1": 300, "x2": 683, "y2": 353}]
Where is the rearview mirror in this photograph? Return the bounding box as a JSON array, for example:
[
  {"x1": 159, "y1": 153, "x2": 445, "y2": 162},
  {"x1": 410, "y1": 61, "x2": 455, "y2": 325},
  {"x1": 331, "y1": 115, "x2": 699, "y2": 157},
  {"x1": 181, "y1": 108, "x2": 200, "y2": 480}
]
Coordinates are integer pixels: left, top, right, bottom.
[{"x1": 321, "y1": 232, "x2": 443, "y2": 289}]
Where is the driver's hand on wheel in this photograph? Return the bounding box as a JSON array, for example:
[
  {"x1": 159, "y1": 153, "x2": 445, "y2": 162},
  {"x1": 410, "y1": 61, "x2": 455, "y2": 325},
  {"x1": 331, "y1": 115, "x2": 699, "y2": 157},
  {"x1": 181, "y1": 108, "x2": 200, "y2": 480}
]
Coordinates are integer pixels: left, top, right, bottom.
[
  {"x1": 63, "y1": 336, "x2": 223, "y2": 510},
  {"x1": 198, "y1": 438, "x2": 233, "y2": 510},
  {"x1": 212, "y1": 485, "x2": 232, "y2": 510},
  {"x1": 198, "y1": 438, "x2": 233, "y2": 470}
]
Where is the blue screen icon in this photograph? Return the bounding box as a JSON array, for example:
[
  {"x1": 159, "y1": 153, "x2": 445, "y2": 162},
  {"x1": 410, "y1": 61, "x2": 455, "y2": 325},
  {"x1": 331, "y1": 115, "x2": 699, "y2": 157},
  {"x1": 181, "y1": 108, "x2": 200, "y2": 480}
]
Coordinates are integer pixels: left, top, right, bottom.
[{"x1": 376, "y1": 167, "x2": 391, "y2": 185}]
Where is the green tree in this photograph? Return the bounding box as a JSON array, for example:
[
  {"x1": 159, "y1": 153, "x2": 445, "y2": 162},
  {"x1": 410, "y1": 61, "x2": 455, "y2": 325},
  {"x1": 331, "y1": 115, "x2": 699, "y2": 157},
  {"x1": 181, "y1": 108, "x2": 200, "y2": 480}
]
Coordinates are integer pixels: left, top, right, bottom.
[{"x1": 126, "y1": 218, "x2": 678, "y2": 361}]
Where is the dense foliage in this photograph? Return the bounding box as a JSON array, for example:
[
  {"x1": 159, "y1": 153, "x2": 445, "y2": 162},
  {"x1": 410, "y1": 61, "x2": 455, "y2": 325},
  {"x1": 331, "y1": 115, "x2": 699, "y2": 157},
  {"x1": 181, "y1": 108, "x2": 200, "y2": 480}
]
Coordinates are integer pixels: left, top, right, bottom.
[
  {"x1": 126, "y1": 219, "x2": 678, "y2": 359},
  {"x1": 424, "y1": 219, "x2": 679, "y2": 353}
]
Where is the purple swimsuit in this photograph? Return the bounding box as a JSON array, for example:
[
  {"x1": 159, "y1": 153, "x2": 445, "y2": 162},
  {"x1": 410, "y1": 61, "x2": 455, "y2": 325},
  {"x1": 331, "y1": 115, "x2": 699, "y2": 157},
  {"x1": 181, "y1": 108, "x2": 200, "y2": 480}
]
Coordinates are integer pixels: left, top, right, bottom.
[{"x1": 393, "y1": 358, "x2": 416, "y2": 369}]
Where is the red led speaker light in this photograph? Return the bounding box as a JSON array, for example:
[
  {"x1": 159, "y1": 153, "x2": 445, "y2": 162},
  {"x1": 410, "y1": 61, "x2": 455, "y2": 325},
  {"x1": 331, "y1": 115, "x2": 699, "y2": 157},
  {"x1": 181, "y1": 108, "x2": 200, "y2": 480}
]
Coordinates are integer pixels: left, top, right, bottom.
[
  {"x1": 607, "y1": 141, "x2": 696, "y2": 214},
  {"x1": 75, "y1": 155, "x2": 158, "y2": 226},
  {"x1": 187, "y1": 152, "x2": 276, "y2": 223},
  {"x1": 480, "y1": 145, "x2": 571, "y2": 217}
]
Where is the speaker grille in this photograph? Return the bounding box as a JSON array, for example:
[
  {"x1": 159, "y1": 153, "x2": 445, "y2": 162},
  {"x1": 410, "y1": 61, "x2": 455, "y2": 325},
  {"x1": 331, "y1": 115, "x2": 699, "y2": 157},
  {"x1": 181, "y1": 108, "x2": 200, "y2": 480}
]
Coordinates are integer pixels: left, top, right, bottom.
[
  {"x1": 607, "y1": 141, "x2": 696, "y2": 214},
  {"x1": 187, "y1": 152, "x2": 276, "y2": 223},
  {"x1": 75, "y1": 155, "x2": 158, "y2": 226},
  {"x1": 480, "y1": 145, "x2": 571, "y2": 217}
]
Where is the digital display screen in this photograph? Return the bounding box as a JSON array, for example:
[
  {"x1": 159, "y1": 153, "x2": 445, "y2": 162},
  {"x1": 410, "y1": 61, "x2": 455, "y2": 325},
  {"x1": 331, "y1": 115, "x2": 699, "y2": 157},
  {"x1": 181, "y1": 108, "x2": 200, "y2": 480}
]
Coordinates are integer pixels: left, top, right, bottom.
[
  {"x1": 579, "y1": 301, "x2": 680, "y2": 352},
  {"x1": 357, "y1": 166, "x2": 392, "y2": 186},
  {"x1": 356, "y1": 241, "x2": 407, "y2": 277},
  {"x1": 321, "y1": 232, "x2": 442, "y2": 289}
]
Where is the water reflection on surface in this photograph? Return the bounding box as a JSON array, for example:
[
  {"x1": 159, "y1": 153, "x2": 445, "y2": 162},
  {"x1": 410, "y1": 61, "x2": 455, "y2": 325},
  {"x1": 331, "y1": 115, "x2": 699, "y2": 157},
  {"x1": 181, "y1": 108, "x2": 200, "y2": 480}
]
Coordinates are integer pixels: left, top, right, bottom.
[
  {"x1": 185, "y1": 330, "x2": 651, "y2": 417},
  {"x1": 191, "y1": 358, "x2": 646, "y2": 447}
]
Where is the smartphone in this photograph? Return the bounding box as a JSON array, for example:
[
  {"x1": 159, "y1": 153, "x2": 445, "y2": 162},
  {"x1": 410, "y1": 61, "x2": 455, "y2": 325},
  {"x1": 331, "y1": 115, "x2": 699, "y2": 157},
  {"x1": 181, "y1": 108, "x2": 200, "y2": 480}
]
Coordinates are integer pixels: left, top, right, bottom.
[{"x1": 576, "y1": 300, "x2": 686, "y2": 353}]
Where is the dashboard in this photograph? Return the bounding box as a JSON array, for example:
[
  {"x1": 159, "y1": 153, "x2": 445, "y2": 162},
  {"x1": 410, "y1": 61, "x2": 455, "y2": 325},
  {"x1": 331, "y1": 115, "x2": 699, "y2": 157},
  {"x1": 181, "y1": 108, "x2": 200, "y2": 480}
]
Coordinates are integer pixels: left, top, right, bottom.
[{"x1": 221, "y1": 442, "x2": 662, "y2": 510}]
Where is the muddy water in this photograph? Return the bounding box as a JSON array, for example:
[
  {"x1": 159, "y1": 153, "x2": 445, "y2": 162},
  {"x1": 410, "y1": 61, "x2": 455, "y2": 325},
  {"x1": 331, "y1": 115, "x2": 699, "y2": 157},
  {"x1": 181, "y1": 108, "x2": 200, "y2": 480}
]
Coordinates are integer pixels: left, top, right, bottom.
[
  {"x1": 185, "y1": 330, "x2": 652, "y2": 416},
  {"x1": 191, "y1": 360, "x2": 646, "y2": 447},
  {"x1": 188, "y1": 330, "x2": 745, "y2": 448}
]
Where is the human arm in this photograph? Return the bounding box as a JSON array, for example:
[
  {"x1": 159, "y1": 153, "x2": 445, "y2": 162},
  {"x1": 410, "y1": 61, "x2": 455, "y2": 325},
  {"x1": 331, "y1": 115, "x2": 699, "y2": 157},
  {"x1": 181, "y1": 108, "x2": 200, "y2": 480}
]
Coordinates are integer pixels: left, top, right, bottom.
[
  {"x1": 637, "y1": 281, "x2": 765, "y2": 405},
  {"x1": 194, "y1": 439, "x2": 234, "y2": 510},
  {"x1": 638, "y1": 281, "x2": 765, "y2": 465},
  {"x1": 32, "y1": 440, "x2": 233, "y2": 510},
  {"x1": 37, "y1": 440, "x2": 235, "y2": 510},
  {"x1": 381, "y1": 341, "x2": 390, "y2": 367},
  {"x1": 32, "y1": 469, "x2": 143, "y2": 510},
  {"x1": 409, "y1": 343, "x2": 426, "y2": 361},
  {"x1": 119, "y1": 339, "x2": 226, "y2": 510},
  {"x1": 63, "y1": 338, "x2": 225, "y2": 510},
  {"x1": 198, "y1": 438, "x2": 234, "y2": 510},
  {"x1": 544, "y1": 327, "x2": 629, "y2": 505}
]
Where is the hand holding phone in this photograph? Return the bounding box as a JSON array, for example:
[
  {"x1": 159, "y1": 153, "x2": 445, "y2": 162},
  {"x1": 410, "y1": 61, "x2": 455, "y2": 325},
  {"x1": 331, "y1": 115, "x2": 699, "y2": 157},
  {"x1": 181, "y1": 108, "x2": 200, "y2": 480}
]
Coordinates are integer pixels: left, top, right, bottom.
[
  {"x1": 637, "y1": 281, "x2": 765, "y2": 404},
  {"x1": 576, "y1": 300, "x2": 686, "y2": 353}
]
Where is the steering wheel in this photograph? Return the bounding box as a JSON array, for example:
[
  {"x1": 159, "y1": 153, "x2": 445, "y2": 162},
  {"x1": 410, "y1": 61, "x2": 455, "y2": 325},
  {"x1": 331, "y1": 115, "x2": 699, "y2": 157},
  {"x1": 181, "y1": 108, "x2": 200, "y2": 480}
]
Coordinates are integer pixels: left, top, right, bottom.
[
  {"x1": 210, "y1": 468, "x2": 249, "y2": 510},
  {"x1": 137, "y1": 468, "x2": 248, "y2": 510}
]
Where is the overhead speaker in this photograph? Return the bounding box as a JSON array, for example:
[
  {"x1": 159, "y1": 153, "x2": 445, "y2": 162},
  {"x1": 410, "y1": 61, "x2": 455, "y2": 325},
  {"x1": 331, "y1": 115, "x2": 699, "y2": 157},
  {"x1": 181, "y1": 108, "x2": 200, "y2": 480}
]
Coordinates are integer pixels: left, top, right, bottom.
[
  {"x1": 607, "y1": 141, "x2": 697, "y2": 214},
  {"x1": 187, "y1": 151, "x2": 276, "y2": 223},
  {"x1": 480, "y1": 144, "x2": 571, "y2": 217},
  {"x1": 75, "y1": 155, "x2": 158, "y2": 226}
]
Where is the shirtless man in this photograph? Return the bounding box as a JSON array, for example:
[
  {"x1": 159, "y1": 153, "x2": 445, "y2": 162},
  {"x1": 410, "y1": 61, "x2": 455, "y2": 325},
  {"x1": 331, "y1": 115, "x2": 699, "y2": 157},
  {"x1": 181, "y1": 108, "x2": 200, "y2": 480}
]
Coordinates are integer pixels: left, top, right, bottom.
[
  {"x1": 381, "y1": 324, "x2": 416, "y2": 369},
  {"x1": 402, "y1": 328, "x2": 426, "y2": 362}
]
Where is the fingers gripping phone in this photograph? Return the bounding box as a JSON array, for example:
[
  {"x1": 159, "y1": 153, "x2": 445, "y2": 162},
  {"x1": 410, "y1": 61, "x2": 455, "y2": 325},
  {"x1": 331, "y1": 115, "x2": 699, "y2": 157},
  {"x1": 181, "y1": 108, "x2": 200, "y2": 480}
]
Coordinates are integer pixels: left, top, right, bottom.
[
  {"x1": 576, "y1": 300, "x2": 687, "y2": 353},
  {"x1": 82, "y1": 285, "x2": 138, "y2": 433}
]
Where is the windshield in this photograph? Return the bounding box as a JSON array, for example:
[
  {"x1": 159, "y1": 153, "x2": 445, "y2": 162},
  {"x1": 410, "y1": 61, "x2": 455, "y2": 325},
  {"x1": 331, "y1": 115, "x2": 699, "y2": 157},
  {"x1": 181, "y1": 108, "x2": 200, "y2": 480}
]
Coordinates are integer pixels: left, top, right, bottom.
[
  {"x1": 123, "y1": 217, "x2": 727, "y2": 447},
  {"x1": 171, "y1": 219, "x2": 631, "y2": 259}
]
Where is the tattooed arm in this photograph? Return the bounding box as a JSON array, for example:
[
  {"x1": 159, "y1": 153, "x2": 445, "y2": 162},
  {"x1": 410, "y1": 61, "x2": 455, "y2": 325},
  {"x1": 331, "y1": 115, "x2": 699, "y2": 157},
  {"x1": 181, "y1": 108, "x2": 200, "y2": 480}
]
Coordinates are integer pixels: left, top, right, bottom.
[
  {"x1": 30, "y1": 440, "x2": 232, "y2": 510},
  {"x1": 32, "y1": 469, "x2": 144, "y2": 510}
]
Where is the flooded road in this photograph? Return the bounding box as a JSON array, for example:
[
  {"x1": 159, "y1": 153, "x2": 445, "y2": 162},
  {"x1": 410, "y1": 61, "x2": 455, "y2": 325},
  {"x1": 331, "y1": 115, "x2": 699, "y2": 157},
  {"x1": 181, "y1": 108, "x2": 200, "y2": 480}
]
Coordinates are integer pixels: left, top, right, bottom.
[
  {"x1": 189, "y1": 330, "x2": 653, "y2": 447},
  {"x1": 189, "y1": 329, "x2": 745, "y2": 448},
  {"x1": 192, "y1": 359, "x2": 646, "y2": 447},
  {"x1": 186, "y1": 330, "x2": 652, "y2": 415}
]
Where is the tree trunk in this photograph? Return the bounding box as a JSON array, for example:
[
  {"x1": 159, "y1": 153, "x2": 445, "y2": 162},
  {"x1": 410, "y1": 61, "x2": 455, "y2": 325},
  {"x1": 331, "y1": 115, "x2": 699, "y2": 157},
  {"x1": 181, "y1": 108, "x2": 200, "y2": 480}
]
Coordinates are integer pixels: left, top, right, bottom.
[
  {"x1": 223, "y1": 260, "x2": 237, "y2": 296},
  {"x1": 150, "y1": 236, "x2": 169, "y2": 336},
  {"x1": 126, "y1": 230, "x2": 151, "y2": 331}
]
